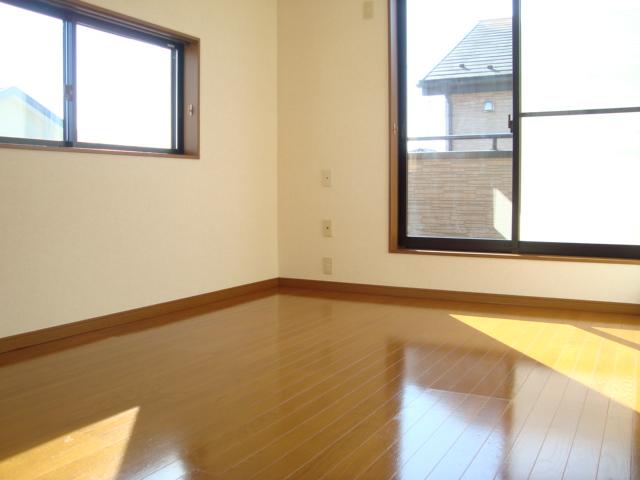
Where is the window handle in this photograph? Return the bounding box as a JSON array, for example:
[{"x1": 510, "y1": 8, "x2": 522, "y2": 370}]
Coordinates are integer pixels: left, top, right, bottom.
[{"x1": 508, "y1": 114, "x2": 514, "y2": 133}]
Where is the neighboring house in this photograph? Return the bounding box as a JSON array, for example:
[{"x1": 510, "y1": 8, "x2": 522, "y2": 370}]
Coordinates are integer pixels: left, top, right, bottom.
[
  {"x1": 418, "y1": 18, "x2": 512, "y2": 152},
  {"x1": 0, "y1": 86, "x2": 63, "y2": 141},
  {"x1": 408, "y1": 19, "x2": 513, "y2": 240}
]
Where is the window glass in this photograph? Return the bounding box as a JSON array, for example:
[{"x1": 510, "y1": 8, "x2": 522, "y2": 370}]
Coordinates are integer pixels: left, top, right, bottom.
[
  {"x1": 397, "y1": 0, "x2": 640, "y2": 258},
  {"x1": 405, "y1": 0, "x2": 513, "y2": 240},
  {"x1": 521, "y1": 114, "x2": 640, "y2": 245},
  {"x1": 76, "y1": 25, "x2": 174, "y2": 149},
  {"x1": 0, "y1": 2, "x2": 63, "y2": 141},
  {"x1": 521, "y1": 0, "x2": 640, "y2": 112}
]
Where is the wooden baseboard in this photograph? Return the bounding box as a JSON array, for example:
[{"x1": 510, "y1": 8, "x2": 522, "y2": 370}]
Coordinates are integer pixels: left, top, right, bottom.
[
  {"x1": 278, "y1": 278, "x2": 640, "y2": 315},
  {"x1": 2, "y1": 276, "x2": 637, "y2": 355},
  {"x1": 0, "y1": 278, "x2": 278, "y2": 355}
]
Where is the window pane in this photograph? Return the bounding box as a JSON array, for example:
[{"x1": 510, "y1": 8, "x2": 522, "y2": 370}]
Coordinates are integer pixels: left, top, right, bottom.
[
  {"x1": 76, "y1": 25, "x2": 173, "y2": 149},
  {"x1": 521, "y1": 0, "x2": 640, "y2": 112},
  {"x1": 0, "y1": 2, "x2": 63, "y2": 141},
  {"x1": 521, "y1": 113, "x2": 640, "y2": 245},
  {"x1": 405, "y1": 0, "x2": 513, "y2": 240}
]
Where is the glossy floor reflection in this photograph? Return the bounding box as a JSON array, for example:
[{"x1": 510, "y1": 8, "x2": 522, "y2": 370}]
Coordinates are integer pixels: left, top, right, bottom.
[{"x1": 0, "y1": 289, "x2": 638, "y2": 479}]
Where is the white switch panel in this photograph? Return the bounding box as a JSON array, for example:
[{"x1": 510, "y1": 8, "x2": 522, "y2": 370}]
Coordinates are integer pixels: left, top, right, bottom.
[
  {"x1": 363, "y1": 1, "x2": 374, "y2": 19},
  {"x1": 322, "y1": 257, "x2": 333, "y2": 275},
  {"x1": 321, "y1": 169, "x2": 332, "y2": 187},
  {"x1": 322, "y1": 220, "x2": 333, "y2": 237}
]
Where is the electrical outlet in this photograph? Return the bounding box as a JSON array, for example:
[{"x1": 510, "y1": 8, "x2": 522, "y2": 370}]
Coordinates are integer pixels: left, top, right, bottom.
[
  {"x1": 322, "y1": 220, "x2": 333, "y2": 237},
  {"x1": 322, "y1": 257, "x2": 333, "y2": 275},
  {"x1": 321, "y1": 169, "x2": 332, "y2": 187},
  {"x1": 363, "y1": 1, "x2": 374, "y2": 19}
]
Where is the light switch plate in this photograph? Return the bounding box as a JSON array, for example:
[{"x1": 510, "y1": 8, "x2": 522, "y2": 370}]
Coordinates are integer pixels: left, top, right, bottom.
[
  {"x1": 363, "y1": 1, "x2": 374, "y2": 19},
  {"x1": 322, "y1": 220, "x2": 333, "y2": 237},
  {"x1": 322, "y1": 257, "x2": 333, "y2": 275},
  {"x1": 321, "y1": 169, "x2": 332, "y2": 187}
]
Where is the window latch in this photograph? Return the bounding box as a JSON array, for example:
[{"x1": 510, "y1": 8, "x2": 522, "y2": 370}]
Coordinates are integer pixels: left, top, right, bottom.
[{"x1": 507, "y1": 114, "x2": 514, "y2": 133}]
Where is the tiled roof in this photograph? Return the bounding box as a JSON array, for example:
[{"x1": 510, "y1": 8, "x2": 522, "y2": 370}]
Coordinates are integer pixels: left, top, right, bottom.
[{"x1": 420, "y1": 18, "x2": 512, "y2": 85}]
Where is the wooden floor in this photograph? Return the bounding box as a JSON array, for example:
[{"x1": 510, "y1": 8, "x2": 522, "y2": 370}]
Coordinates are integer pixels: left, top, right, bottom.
[{"x1": 0, "y1": 288, "x2": 639, "y2": 480}]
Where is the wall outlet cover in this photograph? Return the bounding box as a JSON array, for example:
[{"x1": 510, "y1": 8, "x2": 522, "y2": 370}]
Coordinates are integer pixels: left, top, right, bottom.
[{"x1": 322, "y1": 257, "x2": 333, "y2": 275}]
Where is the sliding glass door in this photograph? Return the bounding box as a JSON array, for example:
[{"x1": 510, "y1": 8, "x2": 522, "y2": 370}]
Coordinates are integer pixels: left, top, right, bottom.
[
  {"x1": 396, "y1": 0, "x2": 640, "y2": 259},
  {"x1": 402, "y1": 0, "x2": 515, "y2": 252}
]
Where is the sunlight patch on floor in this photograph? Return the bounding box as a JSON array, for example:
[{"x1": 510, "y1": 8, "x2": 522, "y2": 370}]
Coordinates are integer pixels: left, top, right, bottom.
[
  {"x1": 451, "y1": 314, "x2": 639, "y2": 412},
  {"x1": 593, "y1": 325, "x2": 640, "y2": 347},
  {"x1": 0, "y1": 406, "x2": 139, "y2": 479}
]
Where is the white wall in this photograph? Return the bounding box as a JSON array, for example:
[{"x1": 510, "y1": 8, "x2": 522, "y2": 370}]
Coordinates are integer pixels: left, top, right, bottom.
[
  {"x1": 277, "y1": 0, "x2": 640, "y2": 304},
  {"x1": 0, "y1": 0, "x2": 279, "y2": 338},
  {"x1": 1, "y1": 0, "x2": 638, "y2": 341}
]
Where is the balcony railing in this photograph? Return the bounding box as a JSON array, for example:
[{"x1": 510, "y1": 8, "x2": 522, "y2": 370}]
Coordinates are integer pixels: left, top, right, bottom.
[{"x1": 408, "y1": 133, "x2": 512, "y2": 152}]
